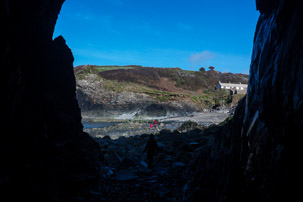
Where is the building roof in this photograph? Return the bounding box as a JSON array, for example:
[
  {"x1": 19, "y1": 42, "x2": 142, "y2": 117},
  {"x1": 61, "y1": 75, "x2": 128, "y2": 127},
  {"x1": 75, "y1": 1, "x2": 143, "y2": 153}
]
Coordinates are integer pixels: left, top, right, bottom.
[{"x1": 218, "y1": 81, "x2": 248, "y2": 88}]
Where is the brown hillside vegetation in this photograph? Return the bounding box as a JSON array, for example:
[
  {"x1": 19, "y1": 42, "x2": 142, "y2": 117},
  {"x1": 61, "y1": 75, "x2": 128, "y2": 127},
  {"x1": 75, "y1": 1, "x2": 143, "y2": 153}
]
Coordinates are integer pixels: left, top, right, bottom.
[
  {"x1": 74, "y1": 65, "x2": 248, "y2": 93},
  {"x1": 74, "y1": 65, "x2": 249, "y2": 109}
]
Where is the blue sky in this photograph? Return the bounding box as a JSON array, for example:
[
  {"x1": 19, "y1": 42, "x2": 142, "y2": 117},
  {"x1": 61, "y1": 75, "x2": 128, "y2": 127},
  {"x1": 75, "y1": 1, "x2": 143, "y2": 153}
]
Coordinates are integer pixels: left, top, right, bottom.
[{"x1": 53, "y1": 0, "x2": 259, "y2": 74}]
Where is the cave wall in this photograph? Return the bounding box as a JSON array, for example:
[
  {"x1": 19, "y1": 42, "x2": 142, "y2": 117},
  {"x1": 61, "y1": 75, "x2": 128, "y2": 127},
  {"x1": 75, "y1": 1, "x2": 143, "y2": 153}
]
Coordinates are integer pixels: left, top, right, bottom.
[
  {"x1": 4, "y1": 0, "x2": 101, "y2": 201},
  {"x1": 241, "y1": 0, "x2": 303, "y2": 200},
  {"x1": 3, "y1": 0, "x2": 303, "y2": 201},
  {"x1": 188, "y1": 0, "x2": 303, "y2": 201}
]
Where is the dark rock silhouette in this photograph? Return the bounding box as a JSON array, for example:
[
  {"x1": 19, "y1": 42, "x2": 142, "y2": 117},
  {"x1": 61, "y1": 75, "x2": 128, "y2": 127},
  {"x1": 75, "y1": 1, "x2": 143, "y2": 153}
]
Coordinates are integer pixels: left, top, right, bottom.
[
  {"x1": 4, "y1": 0, "x2": 101, "y2": 201},
  {"x1": 187, "y1": 0, "x2": 303, "y2": 201},
  {"x1": 144, "y1": 134, "x2": 159, "y2": 168},
  {"x1": 4, "y1": 0, "x2": 303, "y2": 201}
]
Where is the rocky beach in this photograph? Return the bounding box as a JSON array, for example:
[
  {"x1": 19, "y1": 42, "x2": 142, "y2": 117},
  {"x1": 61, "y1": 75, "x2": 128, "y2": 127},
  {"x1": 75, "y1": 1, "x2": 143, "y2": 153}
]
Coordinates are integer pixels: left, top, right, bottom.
[
  {"x1": 83, "y1": 111, "x2": 230, "y2": 139},
  {"x1": 93, "y1": 125, "x2": 221, "y2": 201},
  {"x1": 80, "y1": 109, "x2": 233, "y2": 201}
]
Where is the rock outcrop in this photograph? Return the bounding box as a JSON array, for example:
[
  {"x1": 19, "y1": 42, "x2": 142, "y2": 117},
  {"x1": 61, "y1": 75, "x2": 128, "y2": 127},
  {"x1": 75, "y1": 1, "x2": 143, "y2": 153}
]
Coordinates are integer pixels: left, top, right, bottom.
[
  {"x1": 187, "y1": 0, "x2": 303, "y2": 201},
  {"x1": 5, "y1": 0, "x2": 101, "y2": 201},
  {"x1": 76, "y1": 73, "x2": 196, "y2": 119}
]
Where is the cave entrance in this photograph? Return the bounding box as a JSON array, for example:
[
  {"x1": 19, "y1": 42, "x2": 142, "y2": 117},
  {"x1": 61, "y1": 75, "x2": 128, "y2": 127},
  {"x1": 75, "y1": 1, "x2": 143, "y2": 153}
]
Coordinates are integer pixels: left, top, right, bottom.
[
  {"x1": 47, "y1": 1, "x2": 259, "y2": 200},
  {"x1": 53, "y1": 0, "x2": 258, "y2": 139}
]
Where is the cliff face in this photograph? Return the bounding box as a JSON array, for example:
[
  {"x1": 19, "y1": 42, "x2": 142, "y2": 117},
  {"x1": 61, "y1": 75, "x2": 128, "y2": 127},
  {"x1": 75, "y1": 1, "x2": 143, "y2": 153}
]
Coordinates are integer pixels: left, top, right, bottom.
[
  {"x1": 5, "y1": 0, "x2": 101, "y2": 201},
  {"x1": 188, "y1": 0, "x2": 303, "y2": 201},
  {"x1": 76, "y1": 73, "x2": 197, "y2": 119},
  {"x1": 74, "y1": 65, "x2": 248, "y2": 119}
]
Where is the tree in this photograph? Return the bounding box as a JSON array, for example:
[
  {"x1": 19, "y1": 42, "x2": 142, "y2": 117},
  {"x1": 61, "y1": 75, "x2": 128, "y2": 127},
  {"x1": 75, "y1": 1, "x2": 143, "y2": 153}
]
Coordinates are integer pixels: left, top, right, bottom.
[
  {"x1": 199, "y1": 67, "x2": 205, "y2": 72},
  {"x1": 208, "y1": 66, "x2": 215, "y2": 71}
]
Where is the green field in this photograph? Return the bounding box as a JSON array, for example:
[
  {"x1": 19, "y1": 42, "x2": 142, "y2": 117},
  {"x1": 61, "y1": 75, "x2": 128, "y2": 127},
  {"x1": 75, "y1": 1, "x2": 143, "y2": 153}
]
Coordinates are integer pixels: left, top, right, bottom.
[{"x1": 92, "y1": 65, "x2": 139, "y2": 73}]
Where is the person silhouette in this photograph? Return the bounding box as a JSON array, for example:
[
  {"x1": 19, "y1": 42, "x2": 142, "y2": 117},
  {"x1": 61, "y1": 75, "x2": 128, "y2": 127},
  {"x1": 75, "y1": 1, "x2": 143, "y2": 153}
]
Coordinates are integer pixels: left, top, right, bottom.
[{"x1": 144, "y1": 134, "x2": 159, "y2": 168}]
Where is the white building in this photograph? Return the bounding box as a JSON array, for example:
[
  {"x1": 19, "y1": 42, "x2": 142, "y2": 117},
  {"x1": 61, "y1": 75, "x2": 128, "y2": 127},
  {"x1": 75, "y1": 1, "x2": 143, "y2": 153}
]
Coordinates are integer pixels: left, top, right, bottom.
[{"x1": 216, "y1": 81, "x2": 248, "y2": 94}]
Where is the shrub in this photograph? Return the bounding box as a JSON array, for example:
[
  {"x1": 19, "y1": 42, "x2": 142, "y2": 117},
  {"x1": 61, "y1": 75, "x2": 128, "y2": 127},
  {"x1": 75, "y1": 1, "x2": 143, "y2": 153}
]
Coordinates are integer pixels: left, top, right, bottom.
[{"x1": 199, "y1": 67, "x2": 205, "y2": 72}]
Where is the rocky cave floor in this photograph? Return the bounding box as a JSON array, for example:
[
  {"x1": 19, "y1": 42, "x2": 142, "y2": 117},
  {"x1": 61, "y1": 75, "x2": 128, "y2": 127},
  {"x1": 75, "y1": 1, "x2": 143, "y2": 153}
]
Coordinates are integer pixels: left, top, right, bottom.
[{"x1": 89, "y1": 124, "x2": 222, "y2": 201}]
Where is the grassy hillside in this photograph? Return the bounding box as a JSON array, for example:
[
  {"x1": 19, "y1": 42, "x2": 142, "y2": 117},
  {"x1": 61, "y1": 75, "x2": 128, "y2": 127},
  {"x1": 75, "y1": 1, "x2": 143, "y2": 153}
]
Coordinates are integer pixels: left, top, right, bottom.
[{"x1": 74, "y1": 65, "x2": 248, "y2": 109}]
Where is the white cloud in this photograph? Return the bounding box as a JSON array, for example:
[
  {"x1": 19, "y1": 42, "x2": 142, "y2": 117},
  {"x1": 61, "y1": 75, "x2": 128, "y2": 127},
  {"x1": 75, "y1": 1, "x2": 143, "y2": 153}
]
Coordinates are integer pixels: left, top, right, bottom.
[
  {"x1": 187, "y1": 51, "x2": 251, "y2": 73},
  {"x1": 188, "y1": 51, "x2": 216, "y2": 66}
]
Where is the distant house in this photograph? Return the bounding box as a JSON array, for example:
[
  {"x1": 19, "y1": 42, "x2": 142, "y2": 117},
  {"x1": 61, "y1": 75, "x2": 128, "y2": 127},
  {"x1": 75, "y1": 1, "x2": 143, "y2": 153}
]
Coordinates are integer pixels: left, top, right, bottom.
[{"x1": 216, "y1": 81, "x2": 248, "y2": 94}]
